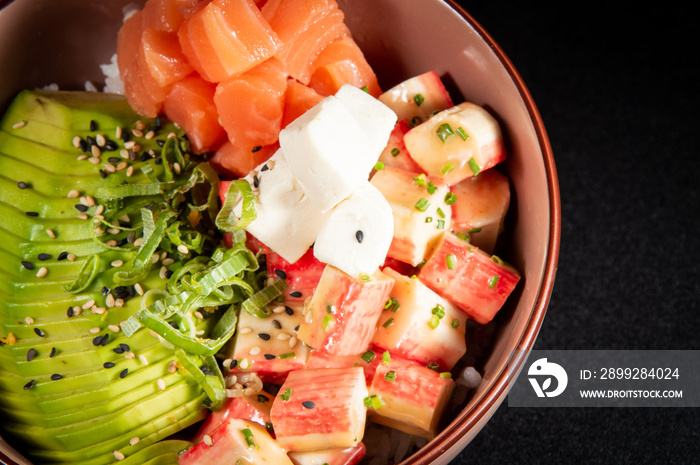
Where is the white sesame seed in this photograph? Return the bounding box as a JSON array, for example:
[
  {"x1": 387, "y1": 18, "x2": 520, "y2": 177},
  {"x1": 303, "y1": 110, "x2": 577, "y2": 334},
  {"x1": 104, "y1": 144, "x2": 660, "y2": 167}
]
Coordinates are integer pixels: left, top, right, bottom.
[
  {"x1": 238, "y1": 358, "x2": 250, "y2": 370},
  {"x1": 103, "y1": 163, "x2": 116, "y2": 174},
  {"x1": 95, "y1": 204, "x2": 105, "y2": 215},
  {"x1": 72, "y1": 306, "x2": 82, "y2": 316},
  {"x1": 276, "y1": 333, "x2": 291, "y2": 341},
  {"x1": 116, "y1": 161, "x2": 128, "y2": 171},
  {"x1": 92, "y1": 307, "x2": 106, "y2": 315},
  {"x1": 67, "y1": 189, "x2": 80, "y2": 199},
  {"x1": 88, "y1": 156, "x2": 101, "y2": 164},
  {"x1": 105, "y1": 240, "x2": 118, "y2": 247},
  {"x1": 194, "y1": 311, "x2": 204, "y2": 319},
  {"x1": 167, "y1": 132, "x2": 177, "y2": 138},
  {"x1": 239, "y1": 327, "x2": 252, "y2": 335},
  {"x1": 126, "y1": 165, "x2": 134, "y2": 177},
  {"x1": 289, "y1": 336, "x2": 298, "y2": 348},
  {"x1": 139, "y1": 354, "x2": 148, "y2": 365},
  {"x1": 145, "y1": 130, "x2": 155, "y2": 139},
  {"x1": 157, "y1": 378, "x2": 166, "y2": 390},
  {"x1": 67, "y1": 253, "x2": 76, "y2": 262},
  {"x1": 151, "y1": 254, "x2": 160, "y2": 264},
  {"x1": 89, "y1": 327, "x2": 101, "y2": 334},
  {"x1": 108, "y1": 324, "x2": 121, "y2": 333},
  {"x1": 272, "y1": 305, "x2": 286, "y2": 314},
  {"x1": 129, "y1": 436, "x2": 140, "y2": 446},
  {"x1": 115, "y1": 127, "x2": 123, "y2": 140},
  {"x1": 46, "y1": 229, "x2": 56, "y2": 239},
  {"x1": 77, "y1": 154, "x2": 89, "y2": 161},
  {"x1": 105, "y1": 294, "x2": 115, "y2": 308},
  {"x1": 91, "y1": 145, "x2": 101, "y2": 157},
  {"x1": 124, "y1": 140, "x2": 136, "y2": 149},
  {"x1": 134, "y1": 283, "x2": 144, "y2": 296},
  {"x1": 249, "y1": 346, "x2": 261, "y2": 356},
  {"x1": 78, "y1": 213, "x2": 89, "y2": 220},
  {"x1": 159, "y1": 266, "x2": 168, "y2": 279},
  {"x1": 131, "y1": 128, "x2": 143, "y2": 138},
  {"x1": 125, "y1": 352, "x2": 135, "y2": 360},
  {"x1": 161, "y1": 258, "x2": 175, "y2": 266},
  {"x1": 36, "y1": 267, "x2": 48, "y2": 278},
  {"x1": 173, "y1": 162, "x2": 181, "y2": 174},
  {"x1": 133, "y1": 237, "x2": 144, "y2": 247},
  {"x1": 82, "y1": 300, "x2": 95, "y2": 310},
  {"x1": 12, "y1": 120, "x2": 26, "y2": 129},
  {"x1": 115, "y1": 298, "x2": 125, "y2": 307},
  {"x1": 25, "y1": 316, "x2": 34, "y2": 325},
  {"x1": 223, "y1": 359, "x2": 233, "y2": 370},
  {"x1": 169, "y1": 360, "x2": 177, "y2": 374},
  {"x1": 176, "y1": 245, "x2": 188, "y2": 254},
  {"x1": 96, "y1": 133, "x2": 106, "y2": 147},
  {"x1": 135, "y1": 120, "x2": 146, "y2": 131},
  {"x1": 120, "y1": 149, "x2": 129, "y2": 159},
  {"x1": 113, "y1": 450, "x2": 125, "y2": 461},
  {"x1": 203, "y1": 435, "x2": 213, "y2": 447},
  {"x1": 107, "y1": 228, "x2": 121, "y2": 235},
  {"x1": 73, "y1": 136, "x2": 82, "y2": 148}
]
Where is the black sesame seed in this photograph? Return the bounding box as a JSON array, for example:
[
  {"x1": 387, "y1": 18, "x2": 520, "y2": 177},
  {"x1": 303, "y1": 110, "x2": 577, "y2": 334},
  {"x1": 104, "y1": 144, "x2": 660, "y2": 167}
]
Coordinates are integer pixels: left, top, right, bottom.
[
  {"x1": 17, "y1": 181, "x2": 29, "y2": 189},
  {"x1": 51, "y1": 374, "x2": 62, "y2": 381},
  {"x1": 37, "y1": 253, "x2": 51, "y2": 261},
  {"x1": 355, "y1": 230, "x2": 364, "y2": 243},
  {"x1": 253, "y1": 175, "x2": 260, "y2": 188},
  {"x1": 104, "y1": 362, "x2": 116, "y2": 369},
  {"x1": 154, "y1": 157, "x2": 163, "y2": 165},
  {"x1": 148, "y1": 125, "x2": 159, "y2": 134},
  {"x1": 23, "y1": 380, "x2": 36, "y2": 390},
  {"x1": 86, "y1": 135, "x2": 96, "y2": 146},
  {"x1": 26, "y1": 211, "x2": 39, "y2": 217},
  {"x1": 251, "y1": 146, "x2": 262, "y2": 152},
  {"x1": 272, "y1": 319, "x2": 282, "y2": 329},
  {"x1": 285, "y1": 306, "x2": 294, "y2": 316},
  {"x1": 229, "y1": 359, "x2": 238, "y2": 369},
  {"x1": 168, "y1": 321, "x2": 179, "y2": 330},
  {"x1": 165, "y1": 269, "x2": 173, "y2": 279},
  {"x1": 74, "y1": 204, "x2": 89, "y2": 212},
  {"x1": 93, "y1": 335, "x2": 104, "y2": 346},
  {"x1": 155, "y1": 116, "x2": 162, "y2": 128},
  {"x1": 49, "y1": 347, "x2": 56, "y2": 358},
  {"x1": 261, "y1": 164, "x2": 269, "y2": 172},
  {"x1": 140, "y1": 152, "x2": 151, "y2": 162},
  {"x1": 26, "y1": 348, "x2": 37, "y2": 362},
  {"x1": 57, "y1": 251, "x2": 69, "y2": 261},
  {"x1": 275, "y1": 269, "x2": 287, "y2": 279},
  {"x1": 114, "y1": 286, "x2": 130, "y2": 299},
  {"x1": 290, "y1": 291, "x2": 302, "y2": 298},
  {"x1": 89, "y1": 120, "x2": 97, "y2": 131},
  {"x1": 34, "y1": 328, "x2": 46, "y2": 337},
  {"x1": 99, "y1": 169, "x2": 107, "y2": 179},
  {"x1": 67, "y1": 307, "x2": 74, "y2": 318},
  {"x1": 157, "y1": 139, "x2": 165, "y2": 147},
  {"x1": 120, "y1": 343, "x2": 130, "y2": 352},
  {"x1": 104, "y1": 140, "x2": 118, "y2": 151},
  {"x1": 100, "y1": 333, "x2": 110, "y2": 346},
  {"x1": 258, "y1": 333, "x2": 271, "y2": 341},
  {"x1": 117, "y1": 238, "x2": 129, "y2": 247},
  {"x1": 301, "y1": 400, "x2": 316, "y2": 409},
  {"x1": 21, "y1": 261, "x2": 34, "y2": 270},
  {"x1": 79, "y1": 139, "x2": 88, "y2": 152},
  {"x1": 294, "y1": 324, "x2": 300, "y2": 332},
  {"x1": 122, "y1": 131, "x2": 130, "y2": 142},
  {"x1": 264, "y1": 354, "x2": 276, "y2": 360},
  {"x1": 119, "y1": 368, "x2": 129, "y2": 379},
  {"x1": 108, "y1": 157, "x2": 121, "y2": 164},
  {"x1": 101, "y1": 286, "x2": 110, "y2": 296},
  {"x1": 113, "y1": 347, "x2": 124, "y2": 354}
]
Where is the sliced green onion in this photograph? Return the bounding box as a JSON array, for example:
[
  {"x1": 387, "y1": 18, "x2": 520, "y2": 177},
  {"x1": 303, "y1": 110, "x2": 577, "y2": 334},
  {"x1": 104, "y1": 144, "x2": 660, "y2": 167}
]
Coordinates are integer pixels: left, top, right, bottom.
[
  {"x1": 382, "y1": 351, "x2": 390, "y2": 365},
  {"x1": 374, "y1": 161, "x2": 385, "y2": 171},
  {"x1": 382, "y1": 318, "x2": 395, "y2": 328},
  {"x1": 391, "y1": 148, "x2": 400, "y2": 157},
  {"x1": 361, "y1": 350, "x2": 376, "y2": 363},
  {"x1": 437, "y1": 207, "x2": 445, "y2": 218},
  {"x1": 431, "y1": 304, "x2": 445, "y2": 319},
  {"x1": 279, "y1": 388, "x2": 291, "y2": 401},
  {"x1": 456, "y1": 127, "x2": 469, "y2": 140},
  {"x1": 426, "y1": 181, "x2": 438, "y2": 195},
  {"x1": 322, "y1": 314, "x2": 336, "y2": 332},
  {"x1": 279, "y1": 352, "x2": 295, "y2": 359},
  {"x1": 436, "y1": 219, "x2": 445, "y2": 229},
  {"x1": 440, "y1": 372, "x2": 452, "y2": 379},
  {"x1": 384, "y1": 297, "x2": 400, "y2": 313},
  {"x1": 467, "y1": 157, "x2": 481, "y2": 175},
  {"x1": 409, "y1": 115, "x2": 423, "y2": 127},
  {"x1": 215, "y1": 179, "x2": 257, "y2": 233},
  {"x1": 414, "y1": 198, "x2": 430, "y2": 212},
  {"x1": 384, "y1": 370, "x2": 397, "y2": 382},
  {"x1": 241, "y1": 279, "x2": 289, "y2": 318},
  {"x1": 446, "y1": 254, "x2": 457, "y2": 270},
  {"x1": 414, "y1": 93, "x2": 425, "y2": 106},
  {"x1": 241, "y1": 428, "x2": 258, "y2": 449},
  {"x1": 412, "y1": 173, "x2": 426, "y2": 186},
  {"x1": 364, "y1": 394, "x2": 385, "y2": 409},
  {"x1": 428, "y1": 314, "x2": 440, "y2": 329},
  {"x1": 175, "y1": 349, "x2": 225, "y2": 409},
  {"x1": 436, "y1": 123, "x2": 454, "y2": 142},
  {"x1": 444, "y1": 192, "x2": 457, "y2": 205},
  {"x1": 441, "y1": 162, "x2": 454, "y2": 174},
  {"x1": 62, "y1": 254, "x2": 100, "y2": 293},
  {"x1": 489, "y1": 275, "x2": 500, "y2": 289},
  {"x1": 492, "y1": 255, "x2": 504, "y2": 265},
  {"x1": 450, "y1": 319, "x2": 460, "y2": 328},
  {"x1": 425, "y1": 216, "x2": 433, "y2": 223}
]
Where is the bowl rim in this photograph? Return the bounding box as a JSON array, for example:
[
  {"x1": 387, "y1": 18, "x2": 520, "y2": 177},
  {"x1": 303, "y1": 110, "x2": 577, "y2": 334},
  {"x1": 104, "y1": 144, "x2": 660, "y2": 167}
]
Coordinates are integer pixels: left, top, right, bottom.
[
  {"x1": 0, "y1": 1, "x2": 560, "y2": 464},
  {"x1": 404, "y1": 2, "x2": 561, "y2": 463}
]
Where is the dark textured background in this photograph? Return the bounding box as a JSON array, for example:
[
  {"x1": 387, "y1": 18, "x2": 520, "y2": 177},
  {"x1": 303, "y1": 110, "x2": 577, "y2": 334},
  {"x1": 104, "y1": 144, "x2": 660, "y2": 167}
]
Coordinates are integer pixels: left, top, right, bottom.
[{"x1": 450, "y1": 2, "x2": 700, "y2": 464}]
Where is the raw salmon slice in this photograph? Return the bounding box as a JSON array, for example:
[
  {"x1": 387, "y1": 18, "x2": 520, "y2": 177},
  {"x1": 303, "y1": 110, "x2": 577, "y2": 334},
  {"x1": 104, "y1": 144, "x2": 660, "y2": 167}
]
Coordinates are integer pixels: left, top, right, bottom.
[
  {"x1": 140, "y1": 28, "x2": 194, "y2": 89},
  {"x1": 178, "y1": 0, "x2": 282, "y2": 82},
  {"x1": 214, "y1": 57, "x2": 287, "y2": 148},
  {"x1": 141, "y1": 0, "x2": 206, "y2": 32},
  {"x1": 210, "y1": 140, "x2": 278, "y2": 178},
  {"x1": 117, "y1": 10, "x2": 163, "y2": 117},
  {"x1": 262, "y1": 0, "x2": 350, "y2": 84},
  {"x1": 281, "y1": 78, "x2": 324, "y2": 128},
  {"x1": 309, "y1": 36, "x2": 381, "y2": 97},
  {"x1": 163, "y1": 74, "x2": 226, "y2": 153}
]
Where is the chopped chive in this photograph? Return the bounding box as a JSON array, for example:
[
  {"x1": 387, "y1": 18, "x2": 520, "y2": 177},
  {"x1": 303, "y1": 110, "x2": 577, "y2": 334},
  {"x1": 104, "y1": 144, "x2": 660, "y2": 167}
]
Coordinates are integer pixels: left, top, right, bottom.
[
  {"x1": 414, "y1": 93, "x2": 425, "y2": 106},
  {"x1": 364, "y1": 394, "x2": 385, "y2": 409},
  {"x1": 441, "y1": 162, "x2": 454, "y2": 174},
  {"x1": 374, "y1": 161, "x2": 385, "y2": 170},
  {"x1": 361, "y1": 350, "x2": 376, "y2": 363},
  {"x1": 440, "y1": 372, "x2": 452, "y2": 379},
  {"x1": 450, "y1": 319, "x2": 460, "y2": 328},
  {"x1": 425, "y1": 216, "x2": 433, "y2": 223},
  {"x1": 444, "y1": 192, "x2": 457, "y2": 205},
  {"x1": 279, "y1": 388, "x2": 291, "y2": 401},
  {"x1": 428, "y1": 362, "x2": 440, "y2": 371},
  {"x1": 322, "y1": 314, "x2": 335, "y2": 332},
  {"x1": 384, "y1": 297, "x2": 399, "y2": 313},
  {"x1": 431, "y1": 304, "x2": 445, "y2": 319},
  {"x1": 436, "y1": 123, "x2": 454, "y2": 142},
  {"x1": 437, "y1": 207, "x2": 445, "y2": 218},
  {"x1": 412, "y1": 173, "x2": 426, "y2": 186},
  {"x1": 446, "y1": 254, "x2": 457, "y2": 270},
  {"x1": 426, "y1": 181, "x2": 438, "y2": 195},
  {"x1": 456, "y1": 127, "x2": 469, "y2": 140},
  {"x1": 467, "y1": 157, "x2": 481, "y2": 175},
  {"x1": 436, "y1": 219, "x2": 445, "y2": 229},
  {"x1": 382, "y1": 318, "x2": 395, "y2": 328},
  {"x1": 492, "y1": 255, "x2": 504, "y2": 265},
  {"x1": 428, "y1": 315, "x2": 440, "y2": 329},
  {"x1": 409, "y1": 115, "x2": 423, "y2": 127},
  {"x1": 242, "y1": 428, "x2": 258, "y2": 449},
  {"x1": 359, "y1": 273, "x2": 372, "y2": 283},
  {"x1": 456, "y1": 232, "x2": 470, "y2": 242},
  {"x1": 361, "y1": 85, "x2": 370, "y2": 93},
  {"x1": 489, "y1": 275, "x2": 500, "y2": 289},
  {"x1": 414, "y1": 198, "x2": 430, "y2": 212},
  {"x1": 279, "y1": 352, "x2": 295, "y2": 359},
  {"x1": 384, "y1": 370, "x2": 397, "y2": 382},
  {"x1": 391, "y1": 147, "x2": 400, "y2": 157},
  {"x1": 382, "y1": 351, "x2": 390, "y2": 365}
]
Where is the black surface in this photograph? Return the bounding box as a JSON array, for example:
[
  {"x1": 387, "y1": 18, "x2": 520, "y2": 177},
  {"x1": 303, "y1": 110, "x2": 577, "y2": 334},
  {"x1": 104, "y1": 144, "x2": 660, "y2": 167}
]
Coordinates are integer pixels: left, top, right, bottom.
[{"x1": 451, "y1": 2, "x2": 700, "y2": 464}]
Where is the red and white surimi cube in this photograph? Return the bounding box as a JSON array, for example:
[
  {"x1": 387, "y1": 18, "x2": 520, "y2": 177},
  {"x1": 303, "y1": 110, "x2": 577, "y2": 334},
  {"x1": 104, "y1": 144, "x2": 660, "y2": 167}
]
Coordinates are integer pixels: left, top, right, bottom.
[
  {"x1": 228, "y1": 301, "x2": 308, "y2": 383},
  {"x1": 266, "y1": 247, "x2": 326, "y2": 303},
  {"x1": 306, "y1": 348, "x2": 382, "y2": 384},
  {"x1": 403, "y1": 102, "x2": 506, "y2": 186},
  {"x1": 192, "y1": 391, "x2": 274, "y2": 444},
  {"x1": 370, "y1": 166, "x2": 452, "y2": 267},
  {"x1": 270, "y1": 367, "x2": 368, "y2": 451},
  {"x1": 367, "y1": 354, "x2": 455, "y2": 438},
  {"x1": 372, "y1": 268, "x2": 467, "y2": 371},
  {"x1": 178, "y1": 418, "x2": 293, "y2": 465},
  {"x1": 375, "y1": 119, "x2": 424, "y2": 173},
  {"x1": 297, "y1": 265, "x2": 394, "y2": 355},
  {"x1": 378, "y1": 70, "x2": 454, "y2": 122},
  {"x1": 288, "y1": 442, "x2": 367, "y2": 465},
  {"x1": 450, "y1": 169, "x2": 511, "y2": 254},
  {"x1": 419, "y1": 232, "x2": 520, "y2": 324}
]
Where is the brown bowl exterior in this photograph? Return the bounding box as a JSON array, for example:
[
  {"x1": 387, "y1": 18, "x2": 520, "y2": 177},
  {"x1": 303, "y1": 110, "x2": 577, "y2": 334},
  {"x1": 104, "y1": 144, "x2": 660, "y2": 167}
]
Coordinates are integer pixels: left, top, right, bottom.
[{"x1": 0, "y1": 0, "x2": 560, "y2": 464}]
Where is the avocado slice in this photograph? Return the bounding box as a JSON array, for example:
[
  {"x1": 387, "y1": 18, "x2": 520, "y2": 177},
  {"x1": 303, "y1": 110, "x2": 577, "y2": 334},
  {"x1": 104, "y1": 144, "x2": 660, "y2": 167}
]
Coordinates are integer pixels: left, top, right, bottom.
[{"x1": 0, "y1": 90, "x2": 237, "y2": 465}]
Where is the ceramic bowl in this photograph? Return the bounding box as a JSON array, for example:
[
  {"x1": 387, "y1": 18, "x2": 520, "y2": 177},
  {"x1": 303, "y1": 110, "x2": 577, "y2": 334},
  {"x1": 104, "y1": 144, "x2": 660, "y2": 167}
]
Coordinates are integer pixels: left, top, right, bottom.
[{"x1": 0, "y1": 0, "x2": 560, "y2": 463}]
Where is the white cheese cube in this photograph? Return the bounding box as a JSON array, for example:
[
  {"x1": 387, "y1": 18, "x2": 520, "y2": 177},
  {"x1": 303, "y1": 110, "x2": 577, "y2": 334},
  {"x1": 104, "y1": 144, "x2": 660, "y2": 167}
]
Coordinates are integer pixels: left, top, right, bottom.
[
  {"x1": 313, "y1": 182, "x2": 394, "y2": 279},
  {"x1": 236, "y1": 150, "x2": 331, "y2": 263},
  {"x1": 279, "y1": 95, "x2": 376, "y2": 212},
  {"x1": 334, "y1": 84, "x2": 397, "y2": 156}
]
